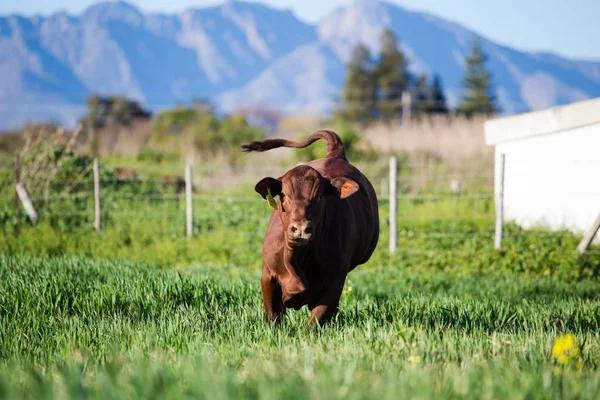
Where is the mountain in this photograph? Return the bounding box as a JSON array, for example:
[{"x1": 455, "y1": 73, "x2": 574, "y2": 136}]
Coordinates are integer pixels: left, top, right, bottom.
[
  {"x1": 219, "y1": 0, "x2": 600, "y2": 114},
  {"x1": 1, "y1": 0, "x2": 599, "y2": 130},
  {"x1": 0, "y1": 1, "x2": 316, "y2": 129}
]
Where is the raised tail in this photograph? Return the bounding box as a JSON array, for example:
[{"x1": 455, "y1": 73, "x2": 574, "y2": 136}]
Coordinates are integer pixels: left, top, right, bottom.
[{"x1": 241, "y1": 130, "x2": 347, "y2": 160}]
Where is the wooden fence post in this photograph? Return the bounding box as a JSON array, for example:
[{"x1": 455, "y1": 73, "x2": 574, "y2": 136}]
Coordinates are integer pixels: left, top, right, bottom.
[
  {"x1": 401, "y1": 91, "x2": 412, "y2": 128},
  {"x1": 15, "y1": 153, "x2": 21, "y2": 218},
  {"x1": 16, "y1": 183, "x2": 38, "y2": 224},
  {"x1": 185, "y1": 165, "x2": 193, "y2": 238},
  {"x1": 494, "y1": 154, "x2": 505, "y2": 251},
  {"x1": 93, "y1": 158, "x2": 101, "y2": 232},
  {"x1": 577, "y1": 213, "x2": 600, "y2": 254},
  {"x1": 389, "y1": 156, "x2": 398, "y2": 255}
]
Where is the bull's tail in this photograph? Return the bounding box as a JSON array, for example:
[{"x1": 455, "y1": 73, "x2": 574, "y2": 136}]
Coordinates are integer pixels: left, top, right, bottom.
[{"x1": 241, "y1": 130, "x2": 347, "y2": 160}]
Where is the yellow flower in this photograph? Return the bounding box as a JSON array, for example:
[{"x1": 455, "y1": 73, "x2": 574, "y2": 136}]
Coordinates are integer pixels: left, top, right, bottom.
[
  {"x1": 409, "y1": 355, "x2": 421, "y2": 366},
  {"x1": 342, "y1": 283, "x2": 353, "y2": 297},
  {"x1": 552, "y1": 335, "x2": 580, "y2": 365}
]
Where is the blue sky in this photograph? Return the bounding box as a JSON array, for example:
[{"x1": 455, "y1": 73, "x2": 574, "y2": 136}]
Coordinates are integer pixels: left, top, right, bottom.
[{"x1": 1, "y1": 0, "x2": 598, "y2": 61}]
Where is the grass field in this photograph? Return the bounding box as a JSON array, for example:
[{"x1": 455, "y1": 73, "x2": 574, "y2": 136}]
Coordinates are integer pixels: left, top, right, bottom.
[{"x1": 1, "y1": 194, "x2": 600, "y2": 399}]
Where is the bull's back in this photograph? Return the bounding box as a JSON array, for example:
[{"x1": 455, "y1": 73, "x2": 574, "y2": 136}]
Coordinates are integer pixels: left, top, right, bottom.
[{"x1": 308, "y1": 158, "x2": 379, "y2": 267}]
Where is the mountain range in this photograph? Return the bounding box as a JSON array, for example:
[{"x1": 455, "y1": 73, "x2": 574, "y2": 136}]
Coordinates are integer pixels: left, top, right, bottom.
[{"x1": 1, "y1": 0, "x2": 599, "y2": 130}]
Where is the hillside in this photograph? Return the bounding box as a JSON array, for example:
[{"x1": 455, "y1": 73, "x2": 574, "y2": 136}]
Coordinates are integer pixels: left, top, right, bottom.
[{"x1": 1, "y1": 0, "x2": 599, "y2": 129}]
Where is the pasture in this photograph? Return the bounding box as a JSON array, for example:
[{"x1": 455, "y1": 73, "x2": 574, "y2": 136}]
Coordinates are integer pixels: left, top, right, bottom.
[{"x1": 1, "y1": 194, "x2": 600, "y2": 399}]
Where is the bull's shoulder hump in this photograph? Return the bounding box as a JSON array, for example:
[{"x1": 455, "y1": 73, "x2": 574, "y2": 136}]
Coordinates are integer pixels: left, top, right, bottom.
[{"x1": 307, "y1": 157, "x2": 360, "y2": 179}]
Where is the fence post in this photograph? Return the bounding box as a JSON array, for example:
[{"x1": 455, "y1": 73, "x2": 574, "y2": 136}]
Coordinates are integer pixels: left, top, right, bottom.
[
  {"x1": 15, "y1": 153, "x2": 21, "y2": 218},
  {"x1": 389, "y1": 156, "x2": 398, "y2": 255},
  {"x1": 185, "y1": 165, "x2": 193, "y2": 238},
  {"x1": 93, "y1": 158, "x2": 101, "y2": 232},
  {"x1": 16, "y1": 183, "x2": 38, "y2": 224},
  {"x1": 401, "y1": 91, "x2": 412, "y2": 128},
  {"x1": 451, "y1": 179, "x2": 461, "y2": 232},
  {"x1": 577, "y1": 213, "x2": 600, "y2": 254},
  {"x1": 494, "y1": 154, "x2": 505, "y2": 251}
]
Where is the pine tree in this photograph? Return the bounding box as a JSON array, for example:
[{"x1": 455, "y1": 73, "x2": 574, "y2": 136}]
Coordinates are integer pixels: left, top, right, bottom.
[
  {"x1": 338, "y1": 44, "x2": 377, "y2": 124},
  {"x1": 458, "y1": 39, "x2": 498, "y2": 116},
  {"x1": 414, "y1": 74, "x2": 449, "y2": 118},
  {"x1": 413, "y1": 74, "x2": 431, "y2": 117},
  {"x1": 374, "y1": 29, "x2": 410, "y2": 122},
  {"x1": 428, "y1": 75, "x2": 449, "y2": 115}
]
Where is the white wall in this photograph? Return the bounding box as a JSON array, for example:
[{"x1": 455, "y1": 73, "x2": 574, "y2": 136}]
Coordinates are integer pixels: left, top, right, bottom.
[{"x1": 495, "y1": 123, "x2": 600, "y2": 233}]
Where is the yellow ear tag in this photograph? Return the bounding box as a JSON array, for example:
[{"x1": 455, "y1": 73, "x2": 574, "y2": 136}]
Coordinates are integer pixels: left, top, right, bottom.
[{"x1": 266, "y1": 188, "x2": 277, "y2": 210}]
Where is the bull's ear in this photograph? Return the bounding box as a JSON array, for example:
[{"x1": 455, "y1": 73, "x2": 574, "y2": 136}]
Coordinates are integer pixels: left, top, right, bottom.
[
  {"x1": 255, "y1": 177, "x2": 282, "y2": 200},
  {"x1": 327, "y1": 177, "x2": 359, "y2": 199}
]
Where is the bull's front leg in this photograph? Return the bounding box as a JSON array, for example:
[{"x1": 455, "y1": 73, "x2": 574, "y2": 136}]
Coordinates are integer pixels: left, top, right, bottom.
[
  {"x1": 308, "y1": 276, "x2": 346, "y2": 326},
  {"x1": 261, "y1": 267, "x2": 284, "y2": 324}
]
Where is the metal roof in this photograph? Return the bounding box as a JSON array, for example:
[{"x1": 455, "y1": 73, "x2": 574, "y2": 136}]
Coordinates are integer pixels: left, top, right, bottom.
[{"x1": 484, "y1": 97, "x2": 600, "y2": 145}]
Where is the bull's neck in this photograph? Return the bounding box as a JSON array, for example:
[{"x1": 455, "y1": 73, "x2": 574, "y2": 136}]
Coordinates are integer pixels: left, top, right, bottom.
[
  {"x1": 283, "y1": 241, "x2": 314, "y2": 266},
  {"x1": 280, "y1": 243, "x2": 308, "y2": 289}
]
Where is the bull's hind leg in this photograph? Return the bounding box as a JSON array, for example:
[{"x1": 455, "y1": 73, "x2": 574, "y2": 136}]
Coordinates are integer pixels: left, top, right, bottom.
[
  {"x1": 261, "y1": 267, "x2": 284, "y2": 324},
  {"x1": 308, "y1": 276, "x2": 346, "y2": 326}
]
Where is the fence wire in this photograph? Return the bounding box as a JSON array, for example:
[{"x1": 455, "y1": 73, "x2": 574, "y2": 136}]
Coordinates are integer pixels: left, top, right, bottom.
[{"x1": 6, "y1": 159, "x2": 600, "y2": 257}]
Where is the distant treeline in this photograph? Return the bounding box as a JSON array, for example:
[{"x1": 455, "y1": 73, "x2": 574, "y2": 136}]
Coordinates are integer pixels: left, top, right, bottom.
[
  {"x1": 78, "y1": 97, "x2": 264, "y2": 166},
  {"x1": 337, "y1": 30, "x2": 499, "y2": 124}
]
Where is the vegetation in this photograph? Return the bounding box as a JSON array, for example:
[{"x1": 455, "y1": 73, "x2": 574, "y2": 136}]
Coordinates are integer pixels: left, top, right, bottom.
[
  {"x1": 1, "y1": 146, "x2": 600, "y2": 398},
  {"x1": 374, "y1": 29, "x2": 410, "y2": 122},
  {"x1": 145, "y1": 103, "x2": 263, "y2": 167},
  {"x1": 83, "y1": 94, "x2": 151, "y2": 129},
  {"x1": 1, "y1": 233, "x2": 600, "y2": 398},
  {"x1": 338, "y1": 29, "x2": 450, "y2": 124},
  {"x1": 414, "y1": 74, "x2": 431, "y2": 116},
  {"x1": 0, "y1": 74, "x2": 596, "y2": 399},
  {"x1": 0, "y1": 100, "x2": 266, "y2": 195},
  {"x1": 338, "y1": 30, "x2": 501, "y2": 122},
  {"x1": 430, "y1": 75, "x2": 449, "y2": 114},
  {"x1": 0, "y1": 132, "x2": 22, "y2": 156},
  {"x1": 458, "y1": 38, "x2": 499, "y2": 116},
  {"x1": 1, "y1": 192, "x2": 599, "y2": 277},
  {"x1": 338, "y1": 44, "x2": 378, "y2": 124}
]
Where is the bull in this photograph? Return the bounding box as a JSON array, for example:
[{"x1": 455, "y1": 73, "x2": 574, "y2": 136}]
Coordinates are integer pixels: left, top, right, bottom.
[{"x1": 242, "y1": 130, "x2": 379, "y2": 325}]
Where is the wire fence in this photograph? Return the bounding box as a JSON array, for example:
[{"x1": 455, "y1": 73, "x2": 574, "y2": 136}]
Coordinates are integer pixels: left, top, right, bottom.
[{"x1": 5, "y1": 155, "x2": 600, "y2": 258}]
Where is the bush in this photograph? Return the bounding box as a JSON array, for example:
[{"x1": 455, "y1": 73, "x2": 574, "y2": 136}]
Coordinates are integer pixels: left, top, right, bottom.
[{"x1": 143, "y1": 105, "x2": 264, "y2": 166}]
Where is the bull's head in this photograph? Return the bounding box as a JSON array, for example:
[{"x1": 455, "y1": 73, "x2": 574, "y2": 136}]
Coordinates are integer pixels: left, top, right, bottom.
[{"x1": 255, "y1": 165, "x2": 359, "y2": 248}]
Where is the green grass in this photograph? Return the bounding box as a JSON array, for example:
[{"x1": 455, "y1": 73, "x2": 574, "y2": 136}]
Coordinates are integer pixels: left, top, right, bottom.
[
  {"x1": 1, "y1": 255, "x2": 600, "y2": 399},
  {"x1": 1, "y1": 192, "x2": 600, "y2": 399}
]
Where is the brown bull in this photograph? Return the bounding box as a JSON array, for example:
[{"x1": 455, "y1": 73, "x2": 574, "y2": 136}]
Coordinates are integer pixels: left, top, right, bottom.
[{"x1": 242, "y1": 130, "x2": 379, "y2": 325}]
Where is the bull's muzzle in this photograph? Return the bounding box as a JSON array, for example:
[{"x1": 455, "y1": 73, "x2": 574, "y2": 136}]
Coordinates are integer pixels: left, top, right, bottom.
[{"x1": 288, "y1": 221, "x2": 313, "y2": 246}]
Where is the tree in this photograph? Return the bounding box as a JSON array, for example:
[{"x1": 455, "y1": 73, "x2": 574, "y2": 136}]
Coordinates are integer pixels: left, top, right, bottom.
[
  {"x1": 374, "y1": 29, "x2": 410, "y2": 122},
  {"x1": 413, "y1": 74, "x2": 431, "y2": 117},
  {"x1": 338, "y1": 44, "x2": 377, "y2": 124},
  {"x1": 413, "y1": 74, "x2": 448, "y2": 118},
  {"x1": 428, "y1": 75, "x2": 449, "y2": 115},
  {"x1": 148, "y1": 104, "x2": 264, "y2": 166},
  {"x1": 219, "y1": 115, "x2": 263, "y2": 168},
  {"x1": 85, "y1": 94, "x2": 105, "y2": 129},
  {"x1": 83, "y1": 94, "x2": 151, "y2": 128},
  {"x1": 458, "y1": 39, "x2": 498, "y2": 116}
]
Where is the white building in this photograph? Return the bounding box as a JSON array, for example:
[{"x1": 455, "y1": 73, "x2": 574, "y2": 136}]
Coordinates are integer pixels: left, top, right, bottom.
[{"x1": 484, "y1": 97, "x2": 600, "y2": 235}]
